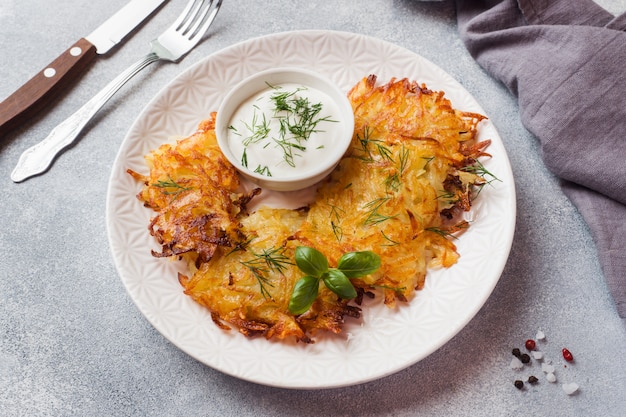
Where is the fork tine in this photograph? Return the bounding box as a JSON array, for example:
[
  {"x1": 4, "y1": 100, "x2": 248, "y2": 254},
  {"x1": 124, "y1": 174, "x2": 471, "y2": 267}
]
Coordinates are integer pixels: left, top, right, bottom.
[
  {"x1": 194, "y1": 0, "x2": 222, "y2": 37},
  {"x1": 174, "y1": 0, "x2": 203, "y2": 32},
  {"x1": 179, "y1": 0, "x2": 209, "y2": 37},
  {"x1": 180, "y1": 0, "x2": 209, "y2": 35},
  {"x1": 187, "y1": 0, "x2": 222, "y2": 41}
]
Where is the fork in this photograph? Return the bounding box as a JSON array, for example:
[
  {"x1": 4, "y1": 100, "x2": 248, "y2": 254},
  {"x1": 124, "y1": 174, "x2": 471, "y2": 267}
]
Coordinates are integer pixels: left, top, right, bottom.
[{"x1": 11, "y1": 0, "x2": 223, "y2": 183}]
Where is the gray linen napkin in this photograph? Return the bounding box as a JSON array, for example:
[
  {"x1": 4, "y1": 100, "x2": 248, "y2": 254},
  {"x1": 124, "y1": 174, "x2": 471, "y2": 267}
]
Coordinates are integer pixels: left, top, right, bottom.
[{"x1": 455, "y1": 0, "x2": 626, "y2": 318}]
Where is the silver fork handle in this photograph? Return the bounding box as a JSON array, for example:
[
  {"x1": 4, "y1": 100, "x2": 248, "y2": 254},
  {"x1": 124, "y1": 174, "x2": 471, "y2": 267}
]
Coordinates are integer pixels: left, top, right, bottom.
[{"x1": 11, "y1": 52, "x2": 161, "y2": 183}]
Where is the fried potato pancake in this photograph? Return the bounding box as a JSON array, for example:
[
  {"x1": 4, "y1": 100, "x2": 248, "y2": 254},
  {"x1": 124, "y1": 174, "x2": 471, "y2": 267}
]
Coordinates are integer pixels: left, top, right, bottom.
[
  {"x1": 129, "y1": 75, "x2": 491, "y2": 343},
  {"x1": 127, "y1": 117, "x2": 257, "y2": 265}
]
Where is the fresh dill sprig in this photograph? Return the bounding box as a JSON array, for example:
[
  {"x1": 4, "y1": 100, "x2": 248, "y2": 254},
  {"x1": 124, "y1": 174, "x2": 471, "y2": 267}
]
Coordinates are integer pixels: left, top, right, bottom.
[
  {"x1": 242, "y1": 109, "x2": 270, "y2": 146},
  {"x1": 253, "y1": 164, "x2": 272, "y2": 177},
  {"x1": 356, "y1": 127, "x2": 393, "y2": 163},
  {"x1": 240, "y1": 246, "x2": 294, "y2": 300},
  {"x1": 253, "y1": 246, "x2": 294, "y2": 273},
  {"x1": 328, "y1": 203, "x2": 345, "y2": 242},
  {"x1": 286, "y1": 99, "x2": 322, "y2": 140},
  {"x1": 363, "y1": 197, "x2": 396, "y2": 225},
  {"x1": 241, "y1": 148, "x2": 248, "y2": 168},
  {"x1": 228, "y1": 125, "x2": 241, "y2": 136},
  {"x1": 380, "y1": 231, "x2": 400, "y2": 246},
  {"x1": 273, "y1": 136, "x2": 306, "y2": 167},
  {"x1": 226, "y1": 237, "x2": 254, "y2": 257},
  {"x1": 151, "y1": 177, "x2": 191, "y2": 199},
  {"x1": 269, "y1": 86, "x2": 304, "y2": 113},
  {"x1": 385, "y1": 172, "x2": 402, "y2": 191},
  {"x1": 356, "y1": 127, "x2": 374, "y2": 162},
  {"x1": 425, "y1": 226, "x2": 458, "y2": 239},
  {"x1": 384, "y1": 145, "x2": 410, "y2": 191},
  {"x1": 422, "y1": 156, "x2": 435, "y2": 165},
  {"x1": 461, "y1": 160, "x2": 499, "y2": 180},
  {"x1": 426, "y1": 222, "x2": 469, "y2": 240},
  {"x1": 376, "y1": 141, "x2": 394, "y2": 161},
  {"x1": 240, "y1": 263, "x2": 274, "y2": 300},
  {"x1": 462, "y1": 160, "x2": 501, "y2": 196},
  {"x1": 435, "y1": 190, "x2": 459, "y2": 205},
  {"x1": 398, "y1": 145, "x2": 410, "y2": 173},
  {"x1": 270, "y1": 87, "x2": 337, "y2": 142}
]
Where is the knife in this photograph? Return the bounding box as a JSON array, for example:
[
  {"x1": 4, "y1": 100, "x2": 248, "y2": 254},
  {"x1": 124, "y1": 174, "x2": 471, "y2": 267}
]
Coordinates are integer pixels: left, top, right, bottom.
[{"x1": 0, "y1": 0, "x2": 167, "y2": 137}]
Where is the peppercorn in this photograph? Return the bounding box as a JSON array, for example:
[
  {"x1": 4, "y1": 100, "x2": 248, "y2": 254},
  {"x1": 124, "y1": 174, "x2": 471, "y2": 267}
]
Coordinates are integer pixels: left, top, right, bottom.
[
  {"x1": 528, "y1": 375, "x2": 539, "y2": 384},
  {"x1": 512, "y1": 348, "x2": 521, "y2": 358},
  {"x1": 562, "y1": 348, "x2": 574, "y2": 362},
  {"x1": 525, "y1": 339, "x2": 536, "y2": 351},
  {"x1": 520, "y1": 353, "x2": 531, "y2": 364},
  {"x1": 514, "y1": 380, "x2": 524, "y2": 390}
]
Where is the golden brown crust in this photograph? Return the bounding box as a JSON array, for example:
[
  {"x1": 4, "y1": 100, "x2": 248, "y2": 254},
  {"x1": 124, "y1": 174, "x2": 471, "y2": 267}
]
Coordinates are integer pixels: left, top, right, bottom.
[
  {"x1": 128, "y1": 114, "x2": 246, "y2": 265},
  {"x1": 130, "y1": 76, "x2": 491, "y2": 342}
]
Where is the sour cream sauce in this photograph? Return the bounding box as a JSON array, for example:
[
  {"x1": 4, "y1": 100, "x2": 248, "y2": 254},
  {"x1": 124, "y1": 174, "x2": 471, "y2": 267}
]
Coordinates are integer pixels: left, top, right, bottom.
[{"x1": 227, "y1": 83, "x2": 342, "y2": 178}]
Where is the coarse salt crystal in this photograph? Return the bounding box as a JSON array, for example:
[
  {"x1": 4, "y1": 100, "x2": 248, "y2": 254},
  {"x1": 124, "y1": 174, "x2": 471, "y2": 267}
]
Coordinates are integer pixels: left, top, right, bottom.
[
  {"x1": 541, "y1": 363, "x2": 555, "y2": 374},
  {"x1": 536, "y1": 330, "x2": 546, "y2": 340},
  {"x1": 562, "y1": 382, "x2": 579, "y2": 395},
  {"x1": 510, "y1": 356, "x2": 524, "y2": 370},
  {"x1": 532, "y1": 351, "x2": 543, "y2": 360},
  {"x1": 546, "y1": 372, "x2": 557, "y2": 383}
]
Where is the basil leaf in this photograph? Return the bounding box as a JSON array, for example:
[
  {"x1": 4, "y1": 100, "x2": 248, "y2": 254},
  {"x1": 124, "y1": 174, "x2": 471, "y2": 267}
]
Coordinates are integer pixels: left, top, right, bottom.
[
  {"x1": 322, "y1": 270, "x2": 357, "y2": 299},
  {"x1": 295, "y1": 246, "x2": 328, "y2": 277},
  {"x1": 288, "y1": 275, "x2": 320, "y2": 315},
  {"x1": 337, "y1": 251, "x2": 381, "y2": 278}
]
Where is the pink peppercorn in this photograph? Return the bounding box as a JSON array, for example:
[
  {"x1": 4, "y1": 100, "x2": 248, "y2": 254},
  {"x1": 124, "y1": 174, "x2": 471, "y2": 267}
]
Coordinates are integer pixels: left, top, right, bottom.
[{"x1": 562, "y1": 348, "x2": 574, "y2": 362}]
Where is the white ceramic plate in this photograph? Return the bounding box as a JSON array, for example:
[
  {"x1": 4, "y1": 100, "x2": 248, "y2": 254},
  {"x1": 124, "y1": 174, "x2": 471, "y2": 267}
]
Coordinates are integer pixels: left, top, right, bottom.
[{"x1": 106, "y1": 30, "x2": 516, "y2": 389}]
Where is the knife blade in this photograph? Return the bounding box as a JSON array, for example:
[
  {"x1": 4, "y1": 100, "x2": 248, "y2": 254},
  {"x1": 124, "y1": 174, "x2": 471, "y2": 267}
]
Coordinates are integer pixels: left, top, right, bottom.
[{"x1": 0, "y1": 0, "x2": 167, "y2": 137}]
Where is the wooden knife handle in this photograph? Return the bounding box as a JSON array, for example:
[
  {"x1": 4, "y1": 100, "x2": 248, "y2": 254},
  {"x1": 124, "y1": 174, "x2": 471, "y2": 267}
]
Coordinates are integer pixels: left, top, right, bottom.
[{"x1": 0, "y1": 38, "x2": 97, "y2": 137}]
